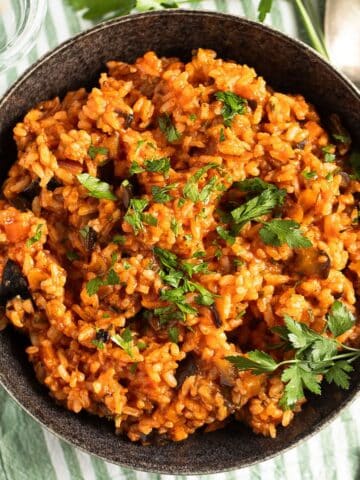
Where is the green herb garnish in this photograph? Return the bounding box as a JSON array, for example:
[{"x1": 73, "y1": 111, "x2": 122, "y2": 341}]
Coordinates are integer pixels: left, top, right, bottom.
[
  {"x1": 112, "y1": 234, "x2": 126, "y2": 245},
  {"x1": 66, "y1": 251, "x2": 80, "y2": 261},
  {"x1": 168, "y1": 326, "x2": 179, "y2": 343},
  {"x1": 26, "y1": 224, "x2": 43, "y2": 247},
  {"x1": 302, "y1": 170, "x2": 317, "y2": 180},
  {"x1": 124, "y1": 198, "x2": 149, "y2": 234},
  {"x1": 215, "y1": 91, "x2": 247, "y2": 127},
  {"x1": 219, "y1": 128, "x2": 226, "y2": 142},
  {"x1": 145, "y1": 157, "x2": 170, "y2": 176},
  {"x1": 183, "y1": 163, "x2": 219, "y2": 203},
  {"x1": 88, "y1": 145, "x2": 109, "y2": 160},
  {"x1": 227, "y1": 302, "x2": 358, "y2": 410},
  {"x1": 322, "y1": 145, "x2": 336, "y2": 163},
  {"x1": 259, "y1": 219, "x2": 312, "y2": 248},
  {"x1": 216, "y1": 226, "x2": 235, "y2": 245},
  {"x1": 158, "y1": 113, "x2": 181, "y2": 142},
  {"x1": 77, "y1": 173, "x2": 116, "y2": 200},
  {"x1": 111, "y1": 327, "x2": 134, "y2": 357},
  {"x1": 170, "y1": 218, "x2": 180, "y2": 236},
  {"x1": 350, "y1": 149, "x2": 360, "y2": 180},
  {"x1": 152, "y1": 183, "x2": 178, "y2": 203}
]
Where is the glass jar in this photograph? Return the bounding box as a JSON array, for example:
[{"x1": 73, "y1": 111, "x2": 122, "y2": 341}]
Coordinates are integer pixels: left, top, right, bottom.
[{"x1": 0, "y1": 0, "x2": 47, "y2": 71}]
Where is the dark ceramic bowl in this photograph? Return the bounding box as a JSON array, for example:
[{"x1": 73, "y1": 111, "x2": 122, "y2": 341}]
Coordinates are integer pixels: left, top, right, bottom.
[{"x1": 0, "y1": 10, "x2": 359, "y2": 475}]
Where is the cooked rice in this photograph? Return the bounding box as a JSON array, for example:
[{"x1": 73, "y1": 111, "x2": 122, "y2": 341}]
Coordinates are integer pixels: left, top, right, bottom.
[{"x1": 1, "y1": 49, "x2": 359, "y2": 443}]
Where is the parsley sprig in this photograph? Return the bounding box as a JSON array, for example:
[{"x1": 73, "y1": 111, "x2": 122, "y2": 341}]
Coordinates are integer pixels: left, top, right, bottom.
[
  {"x1": 183, "y1": 163, "x2": 220, "y2": 203},
  {"x1": 215, "y1": 91, "x2": 247, "y2": 127},
  {"x1": 130, "y1": 157, "x2": 171, "y2": 177},
  {"x1": 124, "y1": 198, "x2": 157, "y2": 234},
  {"x1": 153, "y1": 247, "x2": 216, "y2": 324},
  {"x1": 77, "y1": 173, "x2": 116, "y2": 200},
  {"x1": 158, "y1": 113, "x2": 181, "y2": 143},
  {"x1": 227, "y1": 301, "x2": 358, "y2": 409}
]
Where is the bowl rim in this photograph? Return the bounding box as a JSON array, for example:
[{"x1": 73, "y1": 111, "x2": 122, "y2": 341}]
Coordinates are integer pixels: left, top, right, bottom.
[{"x1": 0, "y1": 9, "x2": 359, "y2": 475}]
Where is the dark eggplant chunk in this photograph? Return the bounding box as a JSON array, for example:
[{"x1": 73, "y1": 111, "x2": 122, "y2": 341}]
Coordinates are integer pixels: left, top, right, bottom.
[
  {"x1": 47, "y1": 177, "x2": 63, "y2": 191},
  {"x1": 9, "y1": 197, "x2": 30, "y2": 212},
  {"x1": 124, "y1": 113, "x2": 134, "y2": 128},
  {"x1": 95, "y1": 328, "x2": 110, "y2": 343},
  {"x1": 292, "y1": 248, "x2": 331, "y2": 279},
  {"x1": 339, "y1": 172, "x2": 351, "y2": 192},
  {"x1": 97, "y1": 160, "x2": 115, "y2": 185},
  {"x1": 175, "y1": 352, "x2": 198, "y2": 390},
  {"x1": 118, "y1": 182, "x2": 133, "y2": 210},
  {"x1": 210, "y1": 304, "x2": 222, "y2": 327},
  {"x1": 139, "y1": 431, "x2": 169, "y2": 446},
  {"x1": 21, "y1": 180, "x2": 41, "y2": 200},
  {"x1": 80, "y1": 226, "x2": 98, "y2": 251},
  {"x1": 0, "y1": 259, "x2": 31, "y2": 305}
]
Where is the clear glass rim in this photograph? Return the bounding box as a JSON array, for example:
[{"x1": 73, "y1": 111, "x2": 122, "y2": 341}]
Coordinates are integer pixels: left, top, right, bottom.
[{"x1": 0, "y1": 0, "x2": 47, "y2": 71}]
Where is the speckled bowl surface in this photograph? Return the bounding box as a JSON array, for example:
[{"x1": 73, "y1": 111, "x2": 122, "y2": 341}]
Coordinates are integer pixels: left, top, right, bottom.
[{"x1": 0, "y1": 10, "x2": 359, "y2": 475}]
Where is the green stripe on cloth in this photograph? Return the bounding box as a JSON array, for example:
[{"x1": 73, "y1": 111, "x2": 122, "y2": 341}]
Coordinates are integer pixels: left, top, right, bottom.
[{"x1": 0, "y1": 388, "x2": 57, "y2": 480}]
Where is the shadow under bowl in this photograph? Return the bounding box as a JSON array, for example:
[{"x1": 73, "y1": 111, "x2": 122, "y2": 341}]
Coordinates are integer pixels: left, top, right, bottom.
[{"x1": 0, "y1": 10, "x2": 359, "y2": 475}]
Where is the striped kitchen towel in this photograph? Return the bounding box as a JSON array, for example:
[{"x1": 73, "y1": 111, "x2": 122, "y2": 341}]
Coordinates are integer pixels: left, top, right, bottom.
[{"x1": 0, "y1": 1, "x2": 359, "y2": 479}]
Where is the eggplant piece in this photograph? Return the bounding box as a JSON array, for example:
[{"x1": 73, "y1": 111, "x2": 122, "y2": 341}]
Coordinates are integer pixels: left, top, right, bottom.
[
  {"x1": 118, "y1": 181, "x2": 133, "y2": 210},
  {"x1": 21, "y1": 180, "x2": 41, "y2": 200},
  {"x1": 175, "y1": 352, "x2": 198, "y2": 390},
  {"x1": 339, "y1": 172, "x2": 351, "y2": 192},
  {"x1": 95, "y1": 329, "x2": 110, "y2": 343},
  {"x1": 47, "y1": 177, "x2": 63, "y2": 191},
  {"x1": 0, "y1": 259, "x2": 31, "y2": 305},
  {"x1": 80, "y1": 226, "x2": 98, "y2": 252},
  {"x1": 139, "y1": 431, "x2": 169, "y2": 446},
  {"x1": 210, "y1": 304, "x2": 222, "y2": 327},
  {"x1": 292, "y1": 248, "x2": 331, "y2": 279},
  {"x1": 97, "y1": 160, "x2": 114, "y2": 185}
]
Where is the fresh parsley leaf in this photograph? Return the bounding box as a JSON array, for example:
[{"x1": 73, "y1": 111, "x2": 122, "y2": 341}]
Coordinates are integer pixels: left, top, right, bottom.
[
  {"x1": 327, "y1": 301, "x2": 355, "y2": 337},
  {"x1": 170, "y1": 218, "x2": 180, "y2": 236},
  {"x1": 112, "y1": 234, "x2": 126, "y2": 245},
  {"x1": 154, "y1": 246, "x2": 179, "y2": 270},
  {"x1": 259, "y1": 219, "x2": 312, "y2": 248},
  {"x1": 257, "y1": 0, "x2": 274, "y2": 21},
  {"x1": 111, "y1": 327, "x2": 134, "y2": 357},
  {"x1": 158, "y1": 113, "x2": 181, "y2": 142},
  {"x1": 283, "y1": 315, "x2": 316, "y2": 349},
  {"x1": 77, "y1": 173, "x2": 116, "y2": 200},
  {"x1": 92, "y1": 339, "x2": 105, "y2": 350},
  {"x1": 168, "y1": 326, "x2": 179, "y2": 343},
  {"x1": 325, "y1": 361, "x2": 353, "y2": 389},
  {"x1": 215, "y1": 91, "x2": 247, "y2": 126},
  {"x1": 26, "y1": 224, "x2": 43, "y2": 247},
  {"x1": 226, "y1": 350, "x2": 277, "y2": 374},
  {"x1": 67, "y1": 0, "x2": 136, "y2": 20},
  {"x1": 280, "y1": 364, "x2": 321, "y2": 409},
  {"x1": 231, "y1": 188, "x2": 286, "y2": 228},
  {"x1": 152, "y1": 183, "x2": 178, "y2": 203},
  {"x1": 193, "y1": 250, "x2": 205, "y2": 258},
  {"x1": 141, "y1": 213, "x2": 158, "y2": 226},
  {"x1": 129, "y1": 161, "x2": 144, "y2": 175},
  {"x1": 189, "y1": 113, "x2": 197, "y2": 122},
  {"x1": 106, "y1": 268, "x2": 120, "y2": 285},
  {"x1": 216, "y1": 226, "x2": 235, "y2": 245},
  {"x1": 183, "y1": 163, "x2": 218, "y2": 203},
  {"x1": 333, "y1": 133, "x2": 351, "y2": 145},
  {"x1": 86, "y1": 277, "x2": 104, "y2": 296},
  {"x1": 302, "y1": 169, "x2": 318, "y2": 180},
  {"x1": 219, "y1": 128, "x2": 226, "y2": 142},
  {"x1": 137, "y1": 340, "x2": 148, "y2": 351},
  {"x1": 322, "y1": 145, "x2": 336, "y2": 163},
  {"x1": 145, "y1": 157, "x2": 170, "y2": 176},
  {"x1": 88, "y1": 145, "x2": 109, "y2": 159},
  {"x1": 124, "y1": 198, "x2": 149, "y2": 234},
  {"x1": 233, "y1": 177, "x2": 278, "y2": 194}
]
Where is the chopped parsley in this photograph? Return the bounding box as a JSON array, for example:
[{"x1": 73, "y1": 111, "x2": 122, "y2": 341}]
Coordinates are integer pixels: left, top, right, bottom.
[
  {"x1": 26, "y1": 224, "x2": 43, "y2": 247},
  {"x1": 129, "y1": 161, "x2": 144, "y2": 175},
  {"x1": 219, "y1": 128, "x2": 226, "y2": 142},
  {"x1": 124, "y1": 198, "x2": 153, "y2": 234},
  {"x1": 333, "y1": 133, "x2": 351, "y2": 145},
  {"x1": 227, "y1": 302, "x2": 359, "y2": 410},
  {"x1": 77, "y1": 173, "x2": 116, "y2": 200},
  {"x1": 158, "y1": 113, "x2": 181, "y2": 142},
  {"x1": 145, "y1": 157, "x2": 170, "y2": 176},
  {"x1": 183, "y1": 163, "x2": 219, "y2": 203},
  {"x1": 168, "y1": 326, "x2": 179, "y2": 343},
  {"x1": 322, "y1": 145, "x2": 336, "y2": 163},
  {"x1": 215, "y1": 91, "x2": 247, "y2": 126},
  {"x1": 230, "y1": 187, "x2": 286, "y2": 229},
  {"x1": 152, "y1": 183, "x2": 178, "y2": 203},
  {"x1": 112, "y1": 234, "x2": 126, "y2": 245},
  {"x1": 111, "y1": 327, "x2": 134, "y2": 357},
  {"x1": 189, "y1": 114, "x2": 197, "y2": 122},
  {"x1": 259, "y1": 219, "x2": 312, "y2": 248},
  {"x1": 216, "y1": 226, "x2": 235, "y2": 245},
  {"x1": 88, "y1": 145, "x2": 109, "y2": 160},
  {"x1": 302, "y1": 169, "x2": 318, "y2": 180},
  {"x1": 170, "y1": 218, "x2": 180, "y2": 236}
]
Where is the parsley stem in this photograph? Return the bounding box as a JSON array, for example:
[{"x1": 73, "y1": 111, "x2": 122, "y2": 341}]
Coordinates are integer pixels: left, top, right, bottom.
[{"x1": 294, "y1": 0, "x2": 329, "y2": 59}]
